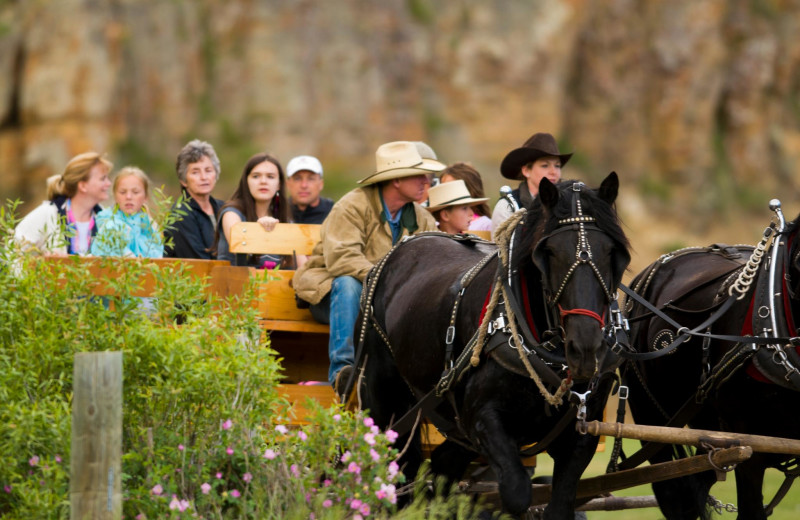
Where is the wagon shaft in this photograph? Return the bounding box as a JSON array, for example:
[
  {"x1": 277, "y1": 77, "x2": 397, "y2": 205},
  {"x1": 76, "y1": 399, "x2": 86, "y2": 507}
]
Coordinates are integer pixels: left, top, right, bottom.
[
  {"x1": 464, "y1": 446, "x2": 751, "y2": 508},
  {"x1": 583, "y1": 420, "x2": 800, "y2": 456}
]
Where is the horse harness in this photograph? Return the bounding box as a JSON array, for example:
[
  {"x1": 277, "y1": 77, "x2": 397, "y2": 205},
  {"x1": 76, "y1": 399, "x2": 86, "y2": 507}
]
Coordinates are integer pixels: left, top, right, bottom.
[
  {"x1": 611, "y1": 201, "x2": 800, "y2": 491},
  {"x1": 354, "y1": 182, "x2": 625, "y2": 457}
]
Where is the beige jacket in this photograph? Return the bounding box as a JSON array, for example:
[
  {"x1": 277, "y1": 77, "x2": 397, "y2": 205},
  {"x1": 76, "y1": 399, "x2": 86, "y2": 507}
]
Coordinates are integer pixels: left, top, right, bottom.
[{"x1": 293, "y1": 185, "x2": 437, "y2": 305}]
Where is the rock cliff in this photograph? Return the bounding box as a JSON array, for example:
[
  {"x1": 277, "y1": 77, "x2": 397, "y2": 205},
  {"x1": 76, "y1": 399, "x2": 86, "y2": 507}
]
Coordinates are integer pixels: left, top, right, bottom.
[{"x1": 2, "y1": 0, "x2": 799, "y2": 249}]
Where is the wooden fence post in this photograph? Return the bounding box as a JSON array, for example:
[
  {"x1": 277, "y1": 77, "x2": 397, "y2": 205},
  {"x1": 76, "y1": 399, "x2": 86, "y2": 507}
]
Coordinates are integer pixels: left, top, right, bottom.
[{"x1": 70, "y1": 351, "x2": 122, "y2": 520}]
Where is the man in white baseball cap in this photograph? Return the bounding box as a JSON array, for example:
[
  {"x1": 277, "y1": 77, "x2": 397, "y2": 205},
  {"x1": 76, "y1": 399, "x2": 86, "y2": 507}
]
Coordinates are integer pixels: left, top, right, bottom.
[{"x1": 286, "y1": 155, "x2": 334, "y2": 224}]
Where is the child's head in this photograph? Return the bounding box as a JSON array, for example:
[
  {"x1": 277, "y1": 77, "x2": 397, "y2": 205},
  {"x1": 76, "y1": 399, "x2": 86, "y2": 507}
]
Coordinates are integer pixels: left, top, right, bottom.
[
  {"x1": 113, "y1": 166, "x2": 151, "y2": 215},
  {"x1": 427, "y1": 179, "x2": 489, "y2": 234}
]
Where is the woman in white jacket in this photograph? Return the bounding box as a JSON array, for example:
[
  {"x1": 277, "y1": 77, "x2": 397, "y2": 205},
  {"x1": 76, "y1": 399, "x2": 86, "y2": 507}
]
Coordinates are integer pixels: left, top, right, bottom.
[{"x1": 14, "y1": 152, "x2": 113, "y2": 255}]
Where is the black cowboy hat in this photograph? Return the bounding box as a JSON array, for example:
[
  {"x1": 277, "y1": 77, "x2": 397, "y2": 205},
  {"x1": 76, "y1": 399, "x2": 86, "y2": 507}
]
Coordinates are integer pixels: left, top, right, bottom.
[{"x1": 500, "y1": 132, "x2": 573, "y2": 180}]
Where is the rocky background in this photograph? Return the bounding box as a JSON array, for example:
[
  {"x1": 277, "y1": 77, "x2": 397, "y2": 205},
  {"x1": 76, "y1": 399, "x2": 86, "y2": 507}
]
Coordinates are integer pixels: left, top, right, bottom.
[{"x1": 2, "y1": 0, "x2": 800, "y2": 270}]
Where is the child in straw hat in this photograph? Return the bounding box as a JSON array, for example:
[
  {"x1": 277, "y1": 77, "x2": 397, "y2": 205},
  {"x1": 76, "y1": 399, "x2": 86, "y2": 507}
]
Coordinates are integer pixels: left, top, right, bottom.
[{"x1": 427, "y1": 179, "x2": 489, "y2": 235}]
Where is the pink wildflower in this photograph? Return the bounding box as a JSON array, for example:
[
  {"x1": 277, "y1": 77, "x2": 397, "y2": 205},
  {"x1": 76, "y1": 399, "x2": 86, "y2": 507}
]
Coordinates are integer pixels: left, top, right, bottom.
[
  {"x1": 363, "y1": 433, "x2": 376, "y2": 446},
  {"x1": 385, "y1": 429, "x2": 398, "y2": 443},
  {"x1": 379, "y1": 483, "x2": 397, "y2": 504},
  {"x1": 363, "y1": 417, "x2": 374, "y2": 427},
  {"x1": 341, "y1": 451, "x2": 351, "y2": 462},
  {"x1": 263, "y1": 448, "x2": 277, "y2": 460},
  {"x1": 290, "y1": 464, "x2": 300, "y2": 477},
  {"x1": 275, "y1": 425, "x2": 288, "y2": 434},
  {"x1": 151, "y1": 484, "x2": 163, "y2": 496},
  {"x1": 4, "y1": 485, "x2": 11, "y2": 493},
  {"x1": 201, "y1": 482, "x2": 211, "y2": 494},
  {"x1": 226, "y1": 446, "x2": 234, "y2": 456},
  {"x1": 350, "y1": 499, "x2": 362, "y2": 509},
  {"x1": 370, "y1": 448, "x2": 380, "y2": 462},
  {"x1": 333, "y1": 414, "x2": 341, "y2": 421},
  {"x1": 230, "y1": 489, "x2": 241, "y2": 498},
  {"x1": 360, "y1": 503, "x2": 371, "y2": 516},
  {"x1": 135, "y1": 514, "x2": 145, "y2": 520},
  {"x1": 55, "y1": 455, "x2": 62, "y2": 463},
  {"x1": 347, "y1": 462, "x2": 361, "y2": 474},
  {"x1": 323, "y1": 479, "x2": 332, "y2": 487},
  {"x1": 178, "y1": 444, "x2": 184, "y2": 451},
  {"x1": 322, "y1": 499, "x2": 333, "y2": 508},
  {"x1": 222, "y1": 419, "x2": 233, "y2": 430},
  {"x1": 297, "y1": 431, "x2": 308, "y2": 441},
  {"x1": 388, "y1": 461, "x2": 399, "y2": 479},
  {"x1": 28, "y1": 456, "x2": 39, "y2": 467},
  {"x1": 243, "y1": 472, "x2": 252, "y2": 483},
  {"x1": 168, "y1": 495, "x2": 180, "y2": 510},
  {"x1": 216, "y1": 472, "x2": 223, "y2": 479}
]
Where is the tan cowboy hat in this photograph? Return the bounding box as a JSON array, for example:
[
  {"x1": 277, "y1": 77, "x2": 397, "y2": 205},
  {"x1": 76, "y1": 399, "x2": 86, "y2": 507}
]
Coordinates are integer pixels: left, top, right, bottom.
[
  {"x1": 358, "y1": 141, "x2": 445, "y2": 185},
  {"x1": 427, "y1": 179, "x2": 489, "y2": 211},
  {"x1": 500, "y1": 132, "x2": 573, "y2": 180}
]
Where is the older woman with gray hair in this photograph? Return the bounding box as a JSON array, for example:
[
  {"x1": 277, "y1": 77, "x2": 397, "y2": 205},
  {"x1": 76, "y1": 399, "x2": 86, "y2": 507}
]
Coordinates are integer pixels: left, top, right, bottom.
[{"x1": 164, "y1": 139, "x2": 225, "y2": 259}]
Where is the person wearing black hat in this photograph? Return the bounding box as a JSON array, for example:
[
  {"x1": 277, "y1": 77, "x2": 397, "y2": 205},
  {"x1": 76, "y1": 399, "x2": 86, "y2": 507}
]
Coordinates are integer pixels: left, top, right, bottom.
[{"x1": 490, "y1": 132, "x2": 572, "y2": 236}]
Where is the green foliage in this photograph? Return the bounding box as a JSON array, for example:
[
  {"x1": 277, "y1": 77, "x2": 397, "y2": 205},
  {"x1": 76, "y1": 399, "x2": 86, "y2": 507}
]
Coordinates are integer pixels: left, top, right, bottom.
[
  {"x1": 638, "y1": 175, "x2": 672, "y2": 203},
  {"x1": 0, "y1": 201, "x2": 282, "y2": 518},
  {"x1": 407, "y1": 0, "x2": 435, "y2": 25},
  {"x1": 0, "y1": 200, "x2": 493, "y2": 518},
  {"x1": 116, "y1": 137, "x2": 177, "y2": 185}
]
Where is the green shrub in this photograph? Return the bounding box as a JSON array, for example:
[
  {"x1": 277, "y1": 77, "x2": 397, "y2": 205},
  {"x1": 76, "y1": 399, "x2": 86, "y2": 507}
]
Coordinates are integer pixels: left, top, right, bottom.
[{"x1": 1, "y1": 201, "x2": 497, "y2": 519}]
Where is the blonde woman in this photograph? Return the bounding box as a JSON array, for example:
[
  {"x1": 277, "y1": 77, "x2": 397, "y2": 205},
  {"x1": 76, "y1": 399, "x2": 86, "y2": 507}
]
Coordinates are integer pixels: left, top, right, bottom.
[
  {"x1": 14, "y1": 152, "x2": 112, "y2": 255},
  {"x1": 91, "y1": 167, "x2": 163, "y2": 258}
]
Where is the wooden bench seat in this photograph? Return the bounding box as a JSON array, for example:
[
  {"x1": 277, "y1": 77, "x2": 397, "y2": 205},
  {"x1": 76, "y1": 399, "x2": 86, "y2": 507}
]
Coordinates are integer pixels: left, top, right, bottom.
[{"x1": 229, "y1": 222, "x2": 328, "y2": 335}]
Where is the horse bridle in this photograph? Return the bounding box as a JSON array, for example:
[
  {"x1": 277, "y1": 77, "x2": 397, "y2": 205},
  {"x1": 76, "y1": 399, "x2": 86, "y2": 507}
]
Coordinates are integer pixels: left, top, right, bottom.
[{"x1": 535, "y1": 183, "x2": 615, "y2": 329}]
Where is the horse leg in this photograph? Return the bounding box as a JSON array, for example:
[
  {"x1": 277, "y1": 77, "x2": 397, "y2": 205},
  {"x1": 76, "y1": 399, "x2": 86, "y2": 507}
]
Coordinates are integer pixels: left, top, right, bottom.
[
  {"x1": 544, "y1": 427, "x2": 597, "y2": 520},
  {"x1": 733, "y1": 457, "x2": 767, "y2": 520},
  {"x1": 649, "y1": 446, "x2": 715, "y2": 520},
  {"x1": 430, "y1": 440, "x2": 476, "y2": 487},
  {"x1": 472, "y1": 408, "x2": 531, "y2": 517}
]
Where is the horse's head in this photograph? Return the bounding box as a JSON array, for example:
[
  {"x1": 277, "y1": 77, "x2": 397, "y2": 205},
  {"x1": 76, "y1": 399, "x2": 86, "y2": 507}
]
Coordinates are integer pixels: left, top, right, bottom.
[{"x1": 528, "y1": 173, "x2": 631, "y2": 380}]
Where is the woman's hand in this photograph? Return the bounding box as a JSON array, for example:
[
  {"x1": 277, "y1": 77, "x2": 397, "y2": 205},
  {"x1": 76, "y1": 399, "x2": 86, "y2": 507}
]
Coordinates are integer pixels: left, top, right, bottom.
[{"x1": 257, "y1": 216, "x2": 279, "y2": 232}]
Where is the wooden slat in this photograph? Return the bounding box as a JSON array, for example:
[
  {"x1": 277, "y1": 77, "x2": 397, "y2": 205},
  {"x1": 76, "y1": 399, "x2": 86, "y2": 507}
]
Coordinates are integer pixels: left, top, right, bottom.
[
  {"x1": 278, "y1": 384, "x2": 337, "y2": 425},
  {"x1": 262, "y1": 320, "x2": 330, "y2": 333},
  {"x1": 208, "y1": 265, "x2": 254, "y2": 299},
  {"x1": 469, "y1": 230, "x2": 492, "y2": 241},
  {"x1": 42, "y1": 257, "x2": 229, "y2": 297},
  {"x1": 230, "y1": 222, "x2": 321, "y2": 256}
]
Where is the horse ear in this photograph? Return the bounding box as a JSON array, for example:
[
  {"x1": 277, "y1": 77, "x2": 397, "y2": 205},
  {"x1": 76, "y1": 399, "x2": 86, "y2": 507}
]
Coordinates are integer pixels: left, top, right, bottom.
[
  {"x1": 598, "y1": 171, "x2": 619, "y2": 205},
  {"x1": 538, "y1": 177, "x2": 559, "y2": 208}
]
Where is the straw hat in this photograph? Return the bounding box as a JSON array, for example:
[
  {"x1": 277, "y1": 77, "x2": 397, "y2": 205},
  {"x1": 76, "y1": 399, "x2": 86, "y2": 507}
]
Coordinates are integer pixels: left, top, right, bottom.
[
  {"x1": 358, "y1": 141, "x2": 445, "y2": 186},
  {"x1": 500, "y1": 132, "x2": 573, "y2": 180},
  {"x1": 427, "y1": 180, "x2": 489, "y2": 211}
]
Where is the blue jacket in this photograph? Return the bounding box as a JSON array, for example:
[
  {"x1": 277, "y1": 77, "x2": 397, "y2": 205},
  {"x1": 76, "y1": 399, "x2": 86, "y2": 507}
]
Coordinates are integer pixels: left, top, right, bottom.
[{"x1": 91, "y1": 207, "x2": 163, "y2": 258}]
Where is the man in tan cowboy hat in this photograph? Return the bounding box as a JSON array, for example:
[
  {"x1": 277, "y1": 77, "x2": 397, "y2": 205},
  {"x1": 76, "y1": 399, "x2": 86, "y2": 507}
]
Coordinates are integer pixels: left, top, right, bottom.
[
  {"x1": 292, "y1": 141, "x2": 443, "y2": 397},
  {"x1": 490, "y1": 132, "x2": 573, "y2": 235},
  {"x1": 426, "y1": 179, "x2": 489, "y2": 234}
]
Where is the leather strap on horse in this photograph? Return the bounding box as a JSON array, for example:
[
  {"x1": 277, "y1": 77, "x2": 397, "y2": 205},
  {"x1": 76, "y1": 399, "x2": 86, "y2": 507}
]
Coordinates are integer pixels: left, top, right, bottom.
[
  {"x1": 616, "y1": 340, "x2": 760, "y2": 471},
  {"x1": 465, "y1": 209, "x2": 572, "y2": 406}
]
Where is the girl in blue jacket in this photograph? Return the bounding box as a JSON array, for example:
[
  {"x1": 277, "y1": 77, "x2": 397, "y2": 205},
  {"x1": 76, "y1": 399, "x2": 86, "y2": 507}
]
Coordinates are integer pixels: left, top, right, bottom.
[{"x1": 91, "y1": 167, "x2": 163, "y2": 258}]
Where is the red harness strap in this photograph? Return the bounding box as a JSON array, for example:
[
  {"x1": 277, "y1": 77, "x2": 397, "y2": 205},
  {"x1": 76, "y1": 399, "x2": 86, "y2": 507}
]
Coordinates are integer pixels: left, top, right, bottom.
[
  {"x1": 559, "y1": 304, "x2": 605, "y2": 328},
  {"x1": 744, "y1": 254, "x2": 800, "y2": 383},
  {"x1": 477, "y1": 274, "x2": 540, "y2": 342}
]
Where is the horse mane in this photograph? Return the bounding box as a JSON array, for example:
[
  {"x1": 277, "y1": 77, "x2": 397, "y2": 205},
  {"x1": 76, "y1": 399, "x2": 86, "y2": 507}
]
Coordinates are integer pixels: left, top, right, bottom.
[{"x1": 511, "y1": 179, "x2": 630, "y2": 273}]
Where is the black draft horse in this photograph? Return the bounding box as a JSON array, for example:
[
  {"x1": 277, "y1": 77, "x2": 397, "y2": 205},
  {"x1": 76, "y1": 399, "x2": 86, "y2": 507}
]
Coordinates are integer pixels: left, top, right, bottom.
[
  {"x1": 356, "y1": 174, "x2": 630, "y2": 518},
  {"x1": 623, "y1": 207, "x2": 800, "y2": 520}
]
